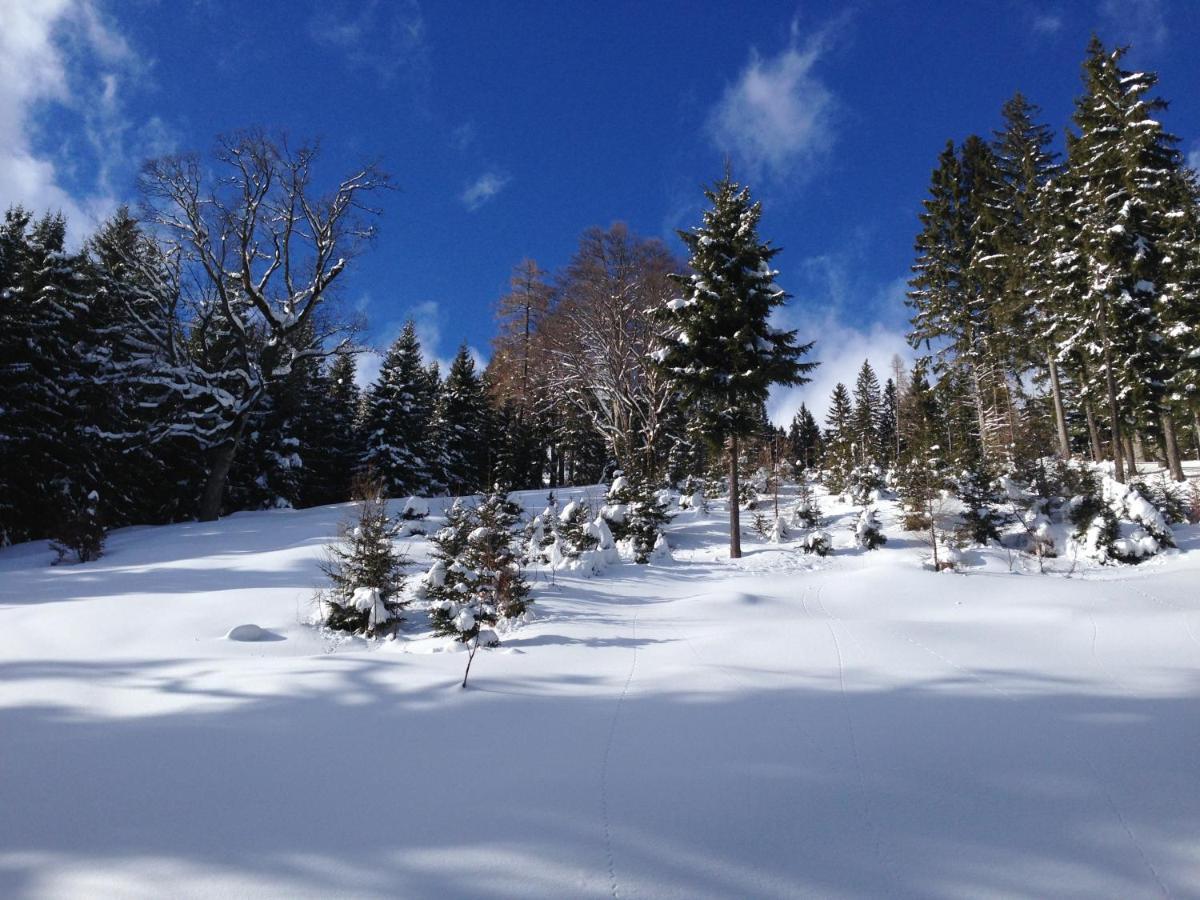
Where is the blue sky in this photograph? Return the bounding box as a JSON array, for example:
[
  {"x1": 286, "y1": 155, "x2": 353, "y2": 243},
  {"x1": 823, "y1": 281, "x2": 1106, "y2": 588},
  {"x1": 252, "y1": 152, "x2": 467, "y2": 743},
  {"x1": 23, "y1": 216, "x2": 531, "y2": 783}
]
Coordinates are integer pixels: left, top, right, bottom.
[{"x1": 3, "y1": 0, "x2": 1199, "y2": 420}]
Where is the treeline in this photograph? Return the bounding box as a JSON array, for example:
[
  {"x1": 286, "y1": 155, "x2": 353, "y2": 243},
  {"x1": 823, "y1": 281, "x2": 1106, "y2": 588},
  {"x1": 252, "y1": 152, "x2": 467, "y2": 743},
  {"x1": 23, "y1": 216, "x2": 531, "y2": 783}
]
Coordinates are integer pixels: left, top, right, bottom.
[{"x1": 901, "y1": 38, "x2": 1199, "y2": 483}]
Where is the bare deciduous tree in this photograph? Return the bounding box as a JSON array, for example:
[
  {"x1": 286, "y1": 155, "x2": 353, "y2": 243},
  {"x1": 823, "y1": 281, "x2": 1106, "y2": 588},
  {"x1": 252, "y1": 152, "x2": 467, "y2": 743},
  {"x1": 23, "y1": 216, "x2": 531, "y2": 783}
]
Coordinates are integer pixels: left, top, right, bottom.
[{"x1": 137, "y1": 130, "x2": 386, "y2": 520}]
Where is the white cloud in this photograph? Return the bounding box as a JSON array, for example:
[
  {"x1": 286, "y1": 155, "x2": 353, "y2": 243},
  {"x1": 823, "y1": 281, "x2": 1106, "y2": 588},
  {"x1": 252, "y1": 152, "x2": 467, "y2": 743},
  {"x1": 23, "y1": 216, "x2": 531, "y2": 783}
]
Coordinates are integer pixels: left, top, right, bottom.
[
  {"x1": 355, "y1": 299, "x2": 489, "y2": 389},
  {"x1": 707, "y1": 18, "x2": 843, "y2": 182},
  {"x1": 1186, "y1": 143, "x2": 1200, "y2": 173},
  {"x1": 769, "y1": 315, "x2": 913, "y2": 426},
  {"x1": 1098, "y1": 0, "x2": 1168, "y2": 51},
  {"x1": 767, "y1": 260, "x2": 916, "y2": 425},
  {"x1": 309, "y1": 0, "x2": 428, "y2": 84},
  {"x1": 0, "y1": 0, "x2": 148, "y2": 241},
  {"x1": 1031, "y1": 12, "x2": 1064, "y2": 34},
  {"x1": 460, "y1": 170, "x2": 511, "y2": 211}
]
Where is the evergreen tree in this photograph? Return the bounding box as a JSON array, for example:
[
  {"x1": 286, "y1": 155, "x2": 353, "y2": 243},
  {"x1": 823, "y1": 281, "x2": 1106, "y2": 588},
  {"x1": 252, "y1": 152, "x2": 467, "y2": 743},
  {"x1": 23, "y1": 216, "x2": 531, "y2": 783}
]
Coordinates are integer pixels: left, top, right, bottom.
[
  {"x1": 318, "y1": 481, "x2": 409, "y2": 638},
  {"x1": 878, "y1": 378, "x2": 899, "y2": 468},
  {"x1": 431, "y1": 345, "x2": 490, "y2": 494},
  {"x1": 361, "y1": 322, "x2": 436, "y2": 497},
  {"x1": 852, "y1": 360, "x2": 883, "y2": 465},
  {"x1": 653, "y1": 171, "x2": 816, "y2": 557},
  {"x1": 823, "y1": 383, "x2": 855, "y2": 494},
  {"x1": 1064, "y1": 38, "x2": 1184, "y2": 481}
]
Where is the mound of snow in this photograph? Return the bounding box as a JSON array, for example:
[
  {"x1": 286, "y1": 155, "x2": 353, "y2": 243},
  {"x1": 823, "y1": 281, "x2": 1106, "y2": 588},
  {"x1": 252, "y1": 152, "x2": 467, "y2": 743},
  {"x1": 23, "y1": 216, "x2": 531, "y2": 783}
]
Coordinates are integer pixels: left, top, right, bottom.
[{"x1": 225, "y1": 623, "x2": 271, "y2": 642}]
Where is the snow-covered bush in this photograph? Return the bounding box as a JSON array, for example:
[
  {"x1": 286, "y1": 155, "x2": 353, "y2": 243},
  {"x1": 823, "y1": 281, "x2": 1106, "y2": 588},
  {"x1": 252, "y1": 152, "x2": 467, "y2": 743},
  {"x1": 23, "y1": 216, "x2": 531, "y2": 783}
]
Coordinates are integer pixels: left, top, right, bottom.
[
  {"x1": 854, "y1": 506, "x2": 886, "y2": 550},
  {"x1": 792, "y1": 480, "x2": 823, "y2": 529},
  {"x1": 601, "y1": 473, "x2": 671, "y2": 563},
  {"x1": 318, "y1": 484, "x2": 409, "y2": 637},
  {"x1": 559, "y1": 499, "x2": 599, "y2": 558},
  {"x1": 401, "y1": 496, "x2": 430, "y2": 520},
  {"x1": 768, "y1": 516, "x2": 790, "y2": 544},
  {"x1": 427, "y1": 485, "x2": 531, "y2": 640},
  {"x1": 801, "y1": 529, "x2": 832, "y2": 556},
  {"x1": 51, "y1": 487, "x2": 105, "y2": 564},
  {"x1": 954, "y1": 467, "x2": 1003, "y2": 546},
  {"x1": 1073, "y1": 476, "x2": 1175, "y2": 564},
  {"x1": 846, "y1": 464, "x2": 885, "y2": 505}
]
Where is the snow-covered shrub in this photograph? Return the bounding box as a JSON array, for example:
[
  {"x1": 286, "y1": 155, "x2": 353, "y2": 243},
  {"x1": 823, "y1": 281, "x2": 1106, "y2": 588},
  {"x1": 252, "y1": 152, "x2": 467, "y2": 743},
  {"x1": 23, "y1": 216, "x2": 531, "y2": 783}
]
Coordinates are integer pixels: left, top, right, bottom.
[
  {"x1": 51, "y1": 487, "x2": 105, "y2": 564},
  {"x1": 854, "y1": 506, "x2": 887, "y2": 550},
  {"x1": 401, "y1": 496, "x2": 430, "y2": 520},
  {"x1": 768, "y1": 516, "x2": 790, "y2": 544},
  {"x1": 792, "y1": 480, "x2": 823, "y2": 529},
  {"x1": 1073, "y1": 476, "x2": 1175, "y2": 564},
  {"x1": 751, "y1": 512, "x2": 771, "y2": 539},
  {"x1": 318, "y1": 484, "x2": 409, "y2": 637},
  {"x1": 801, "y1": 529, "x2": 832, "y2": 556},
  {"x1": 954, "y1": 467, "x2": 1003, "y2": 546},
  {"x1": 1132, "y1": 477, "x2": 1190, "y2": 526},
  {"x1": 601, "y1": 473, "x2": 671, "y2": 563},
  {"x1": 427, "y1": 485, "x2": 531, "y2": 640},
  {"x1": 559, "y1": 499, "x2": 599, "y2": 558},
  {"x1": 846, "y1": 464, "x2": 885, "y2": 505}
]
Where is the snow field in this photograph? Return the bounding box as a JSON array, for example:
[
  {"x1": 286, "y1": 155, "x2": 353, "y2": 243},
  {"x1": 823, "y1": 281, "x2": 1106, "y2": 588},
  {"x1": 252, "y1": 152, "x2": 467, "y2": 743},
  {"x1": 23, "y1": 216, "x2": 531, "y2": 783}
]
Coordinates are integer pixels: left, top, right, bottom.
[{"x1": 1, "y1": 481, "x2": 1198, "y2": 898}]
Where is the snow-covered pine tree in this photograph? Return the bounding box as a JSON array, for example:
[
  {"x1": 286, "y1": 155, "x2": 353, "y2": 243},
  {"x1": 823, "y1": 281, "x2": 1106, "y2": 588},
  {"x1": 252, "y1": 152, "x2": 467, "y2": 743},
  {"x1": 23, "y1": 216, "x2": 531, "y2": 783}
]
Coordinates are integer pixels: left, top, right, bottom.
[
  {"x1": 652, "y1": 171, "x2": 816, "y2": 558},
  {"x1": 823, "y1": 383, "x2": 855, "y2": 495},
  {"x1": 558, "y1": 498, "x2": 599, "y2": 558},
  {"x1": 786, "y1": 404, "x2": 819, "y2": 472},
  {"x1": 854, "y1": 505, "x2": 887, "y2": 550},
  {"x1": 318, "y1": 479, "x2": 409, "y2": 638},
  {"x1": 0, "y1": 210, "x2": 94, "y2": 545},
  {"x1": 361, "y1": 321, "x2": 436, "y2": 498},
  {"x1": 602, "y1": 473, "x2": 671, "y2": 563},
  {"x1": 852, "y1": 360, "x2": 884, "y2": 465},
  {"x1": 428, "y1": 485, "x2": 531, "y2": 686},
  {"x1": 1064, "y1": 39, "x2": 1184, "y2": 482},
  {"x1": 431, "y1": 344, "x2": 490, "y2": 495},
  {"x1": 878, "y1": 379, "x2": 899, "y2": 469}
]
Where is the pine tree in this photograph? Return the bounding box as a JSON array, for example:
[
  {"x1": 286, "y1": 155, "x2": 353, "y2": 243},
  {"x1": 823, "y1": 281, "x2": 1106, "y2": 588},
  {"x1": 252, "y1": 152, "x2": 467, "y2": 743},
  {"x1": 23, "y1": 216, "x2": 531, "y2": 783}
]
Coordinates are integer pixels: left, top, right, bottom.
[
  {"x1": 602, "y1": 473, "x2": 671, "y2": 563},
  {"x1": 1065, "y1": 38, "x2": 1184, "y2": 482},
  {"x1": 431, "y1": 344, "x2": 490, "y2": 494},
  {"x1": 653, "y1": 171, "x2": 816, "y2": 558},
  {"x1": 852, "y1": 360, "x2": 883, "y2": 465},
  {"x1": 878, "y1": 379, "x2": 899, "y2": 469},
  {"x1": 823, "y1": 383, "x2": 855, "y2": 494},
  {"x1": 318, "y1": 480, "x2": 409, "y2": 638},
  {"x1": 361, "y1": 322, "x2": 436, "y2": 497}
]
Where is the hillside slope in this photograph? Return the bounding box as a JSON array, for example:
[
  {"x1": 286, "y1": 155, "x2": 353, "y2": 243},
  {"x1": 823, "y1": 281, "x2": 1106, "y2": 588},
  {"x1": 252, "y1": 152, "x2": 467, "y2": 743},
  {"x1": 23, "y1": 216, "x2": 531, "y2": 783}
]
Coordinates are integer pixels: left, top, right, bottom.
[{"x1": 2, "y1": 485, "x2": 1198, "y2": 899}]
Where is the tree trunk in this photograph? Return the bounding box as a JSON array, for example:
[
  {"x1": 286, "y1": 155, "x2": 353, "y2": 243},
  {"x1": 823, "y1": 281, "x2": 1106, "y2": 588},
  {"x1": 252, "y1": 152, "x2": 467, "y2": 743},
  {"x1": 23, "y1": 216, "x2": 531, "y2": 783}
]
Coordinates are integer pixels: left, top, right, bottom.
[
  {"x1": 728, "y1": 434, "x2": 742, "y2": 559},
  {"x1": 1084, "y1": 398, "x2": 1102, "y2": 463},
  {"x1": 1161, "y1": 411, "x2": 1186, "y2": 482},
  {"x1": 1122, "y1": 432, "x2": 1137, "y2": 480},
  {"x1": 197, "y1": 414, "x2": 251, "y2": 522},
  {"x1": 1047, "y1": 351, "x2": 1071, "y2": 459},
  {"x1": 1193, "y1": 405, "x2": 1200, "y2": 464},
  {"x1": 1097, "y1": 299, "x2": 1124, "y2": 483}
]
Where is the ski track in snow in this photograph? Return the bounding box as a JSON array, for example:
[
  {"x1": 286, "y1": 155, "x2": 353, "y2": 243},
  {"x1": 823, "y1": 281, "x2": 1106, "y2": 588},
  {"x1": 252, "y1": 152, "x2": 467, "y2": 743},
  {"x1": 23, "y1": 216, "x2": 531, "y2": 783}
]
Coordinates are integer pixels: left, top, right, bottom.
[
  {"x1": 600, "y1": 611, "x2": 638, "y2": 900},
  {"x1": 804, "y1": 587, "x2": 899, "y2": 895}
]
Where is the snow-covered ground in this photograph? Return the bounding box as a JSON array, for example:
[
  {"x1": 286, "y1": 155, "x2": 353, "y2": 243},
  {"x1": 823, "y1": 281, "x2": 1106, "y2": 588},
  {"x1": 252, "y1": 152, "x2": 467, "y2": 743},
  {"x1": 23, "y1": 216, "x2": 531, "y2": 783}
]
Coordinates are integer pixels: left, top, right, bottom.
[{"x1": 2, "y1": 482, "x2": 1199, "y2": 899}]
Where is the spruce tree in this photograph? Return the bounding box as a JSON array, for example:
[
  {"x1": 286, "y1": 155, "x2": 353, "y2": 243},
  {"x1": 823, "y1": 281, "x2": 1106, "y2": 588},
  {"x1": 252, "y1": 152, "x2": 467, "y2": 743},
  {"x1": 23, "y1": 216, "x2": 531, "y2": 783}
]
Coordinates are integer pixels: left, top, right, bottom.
[
  {"x1": 653, "y1": 171, "x2": 816, "y2": 558},
  {"x1": 361, "y1": 321, "x2": 436, "y2": 497},
  {"x1": 431, "y1": 344, "x2": 490, "y2": 495},
  {"x1": 852, "y1": 360, "x2": 883, "y2": 465},
  {"x1": 823, "y1": 383, "x2": 855, "y2": 495}
]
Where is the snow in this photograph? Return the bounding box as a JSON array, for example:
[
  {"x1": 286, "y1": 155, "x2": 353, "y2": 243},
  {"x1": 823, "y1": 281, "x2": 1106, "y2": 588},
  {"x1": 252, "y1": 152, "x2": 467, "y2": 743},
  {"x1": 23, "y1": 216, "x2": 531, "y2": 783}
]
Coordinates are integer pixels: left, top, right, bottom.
[{"x1": 1, "y1": 480, "x2": 1200, "y2": 898}]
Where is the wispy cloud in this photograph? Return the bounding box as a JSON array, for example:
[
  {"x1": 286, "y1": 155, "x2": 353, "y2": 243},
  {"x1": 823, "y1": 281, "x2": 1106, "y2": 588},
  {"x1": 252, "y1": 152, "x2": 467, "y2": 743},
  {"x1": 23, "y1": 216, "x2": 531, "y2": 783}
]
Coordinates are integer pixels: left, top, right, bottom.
[
  {"x1": 309, "y1": 0, "x2": 429, "y2": 84},
  {"x1": 460, "y1": 170, "x2": 511, "y2": 211},
  {"x1": 1030, "y1": 12, "x2": 1063, "y2": 35},
  {"x1": 0, "y1": 0, "x2": 149, "y2": 239},
  {"x1": 355, "y1": 299, "x2": 488, "y2": 389},
  {"x1": 1187, "y1": 143, "x2": 1200, "y2": 172},
  {"x1": 1098, "y1": 0, "x2": 1168, "y2": 51},
  {"x1": 706, "y1": 16, "x2": 846, "y2": 183}
]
